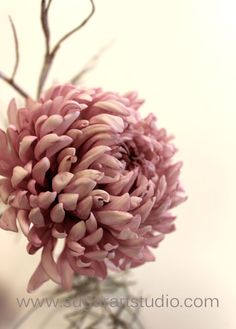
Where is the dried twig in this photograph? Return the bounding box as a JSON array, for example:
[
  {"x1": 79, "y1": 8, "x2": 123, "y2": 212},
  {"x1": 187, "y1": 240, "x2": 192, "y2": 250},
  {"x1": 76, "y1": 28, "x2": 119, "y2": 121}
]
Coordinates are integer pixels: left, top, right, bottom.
[
  {"x1": 9, "y1": 16, "x2": 19, "y2": 80},
  {"x1": 41, "y1": 0, "x2": 51, "y2": 55},
  {"x1": 46, "y1": 0, "x2": 53, "y2": 12},
  {"x1": 37, "y1": 0, "x2": 96, "y2": 98},
  {"x1": 0, "y1": 17, "x2": 30, "y2": 99},
  {"x1": 0, "y1": 71, "x2": 30, "y2": 99},
  {"x1": 70, "y1": 41, "x2": 114, "y2": 85}
]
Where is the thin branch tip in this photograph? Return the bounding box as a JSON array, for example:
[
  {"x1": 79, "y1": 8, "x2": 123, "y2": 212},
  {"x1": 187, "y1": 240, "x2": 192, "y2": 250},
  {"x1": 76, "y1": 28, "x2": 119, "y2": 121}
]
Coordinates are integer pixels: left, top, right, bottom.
[
  {"x1": 8, "y1": 16, "x2": 19, "y2": 80},
  {"x1": 37, "y1": 0, "x2": 96, "y2": 98},
  {"x1": 0, "y1": 19, "x2": 30, "y2": 99},
  {"x1": 52, "y1": 0, "x2": 95, "y2": 54},
  {"x1": 70, "y1": 41, "x2": 113, "y2": 85}
]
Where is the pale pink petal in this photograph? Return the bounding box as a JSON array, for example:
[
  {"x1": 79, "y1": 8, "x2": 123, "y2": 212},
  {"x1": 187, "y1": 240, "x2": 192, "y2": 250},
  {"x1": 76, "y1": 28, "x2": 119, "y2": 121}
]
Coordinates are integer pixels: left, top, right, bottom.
[
  {"x1": 34, "y1": 133, "x2": 59, "y2": 159},
  {"x1": 74, "y1": 145, "x2": 111, "y2": 171},
  {"x1": 38, "y1": 191, "x2": 57, "y2": 209},
  {"x1": 11, "y1": 166, "x2": 29, "y2": 188},
  {"x1": 27, "y1": 263, "x2": 50, "y2": 293},
  {"x1": 41, "y1": 239, "x2": 61, "y2": 284},
  {"x1": 103, "y1": 193, "x2": 130, "y2": 211},
  {"x1": 27, "y1": 179, "x2": 37, "y2": 195},
  {"x1": 7, "y1": 98, "x2": 18, "y2": 127},
  {"x1": 0, "y1": 207, "x2": 18, "y2": 232},
  {"x1": 82, "y1": 228, "x2": 103, "y2": 246},
  {"x1": 32, "y1": 157, "x2": 50, "y2": 185},
  {"x1": 40, "y1": 114, "x2": 63, "y2": 137},
  {"x1": 85, "y1": 213, "x2": 98, "y2": 233},
  {"x1": 0, "y1": 129, "x2": 8, "y2": 151},
  {"x1": 29, "y1": 208, "x2": 45, "y2": 227},
  {"x1": 73, "y1": 169, "x2": 104, "y2": 182},
  {"x1": 10, "y1": 190, "x2": 30, "y2": 209},
  {"x1": 17, "y1": 209, "x2": 30, "y2": 236},
  {"x1": 133, "y1": 197, "x2": 156, "y2": 223},
  {"x1": 90, "y1": 114, "x2": 124, "y2": 133},
  {"x1": 94, "y1": 100, "x2": 130, "y2": 116},
  {"x1": 76, "y1": 196, "x2": 93, "y2": 219},
  {"x1": 57, "y1": 252, "x2": 74, "y2": 290},
  {"x1": 52, "y1": 172, "x2": 74, "y2": 193},
  {"x1": 95, "y1": 210, "x2": 132, "y2": 225},
  {"x1": 58, "y1": 193, "x2": 78, "y2": 211},
  {"x1": 58, "y1": 155, "x2": 77, "y2": 172},
  {"x1": 57, "y1": 147, "x2": 76, "y2": 163},
  {"x1": 46, "y1": 135, "x2": 72, "y2": 158},
  {"x1": 65, "y1": 177, "x2": 96, "y2": 199},
  {"x1": 66, "y1": 240, "x2": 85, "y2": 256},
  {"x1": 50, "y1": 203, "x2": 65, "y2": 223},
  {"x1": 69, "y1": 221, "x2": 86, "y2": 241},
  {"x1": 54, "y1": 112, "x2": 80, "y2": 135},
  {"x1": 85, "y1": 250, "x2": 108, "y2": 261},
  {"x1": 19, "y1": 136, "x2": 37, "y2": 163},
  {"x1": 0, "y1": 178, "x2": 13, "y2": 203}
]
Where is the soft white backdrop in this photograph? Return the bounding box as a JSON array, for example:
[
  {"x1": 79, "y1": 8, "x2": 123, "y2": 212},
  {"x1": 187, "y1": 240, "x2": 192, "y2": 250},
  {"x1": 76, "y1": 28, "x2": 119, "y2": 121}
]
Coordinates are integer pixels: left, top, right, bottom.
[{"x1": 0, "y1": 0, "x2": 235, "y2": 328}]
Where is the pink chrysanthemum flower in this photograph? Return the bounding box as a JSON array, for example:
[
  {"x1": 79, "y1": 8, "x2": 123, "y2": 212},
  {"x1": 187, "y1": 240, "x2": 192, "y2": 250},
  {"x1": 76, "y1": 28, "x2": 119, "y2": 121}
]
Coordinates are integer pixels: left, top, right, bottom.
[{"x1": 0, "y1": 84, "x2": 186, "y2": 292}]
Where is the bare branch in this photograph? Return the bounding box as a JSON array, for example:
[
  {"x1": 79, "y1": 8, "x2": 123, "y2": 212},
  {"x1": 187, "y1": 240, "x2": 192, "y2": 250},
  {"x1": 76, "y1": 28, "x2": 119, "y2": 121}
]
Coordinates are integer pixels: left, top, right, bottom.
[
  {"x1": 46, "y1": 0, "x2": 53, "y2": 12},
  {"x1": 70, "y1": 41, "x2": 114, "y2": 85},
  {"x1": 0, "y1": 17, "x2": 30, "y2": 99},
  {"x1": 41, "y1": 0, "x2": 51, "y2": 55},
  {"x1": 9, "y1": 16, "x2": 19, "y2": 80},
  {"x1": 37, "y1": 0, "x2": 95, "y2": 98},
  {"x1": 0, "y1": 71, "x2": 30, "y2": 99},
  {"x1": 52, "y1": 0, "x2": 95, "y2": 55}
]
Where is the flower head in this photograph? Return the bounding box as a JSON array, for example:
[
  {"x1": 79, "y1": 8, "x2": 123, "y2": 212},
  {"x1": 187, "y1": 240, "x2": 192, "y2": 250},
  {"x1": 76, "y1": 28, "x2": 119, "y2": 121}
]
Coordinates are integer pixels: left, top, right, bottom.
[{"x1": 0, "y1": 84, "x2": 186, "y2": 292}]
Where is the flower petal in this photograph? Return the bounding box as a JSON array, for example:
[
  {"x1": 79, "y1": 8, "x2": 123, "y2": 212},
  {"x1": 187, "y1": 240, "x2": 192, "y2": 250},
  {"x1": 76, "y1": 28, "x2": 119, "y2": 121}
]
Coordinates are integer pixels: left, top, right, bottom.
[
  {"x1": 46, "y1": 135, "x2": 72, "y2": 158},
  {"x1": 0, "y1": 207, "x2": 18, "y2": 232},
  {"x1": 27, "y1": 263, "x2": 50, "y2": 293},
  {"x1": 50, "y1": 203, "x2": 65, "y2": 223},
  {"x1": 17, "y1": 209, "x2": 30, "y2": 236},
  {"x1": 11, "y1": 166, "x2": 29, "y2": 188},
  {"x1": 90, "y1": 114, "x2": 124, "y2": 133},
  {"x1": 65, "y1": 177, "x2": 96, "y2": 199},
  {"x1": 52, "y1": 172, "x2": 74, "y2": 193},
  {"x1": 34, "y1": 133, "x2": 59, "y2": 159},
  {"x1": 32, "y1": 157, "x2": 50, "y2": 185},
  {"x1": 94, "y1": 100, "x2": 130, "y2": 116},
  {"x1": 73, "y1": 145, "x2": 111, "y2": 171},
  {"x1": 7, "y1": 98, "x2": 18, "y2": 127},
  {"x1": 82, "y1": 228, "x2": 103, "y2": 246},
  {"x1": 85, "y1": 250, "x2": 108, "y2": 261},
  {"x1": 69, "y1": 221, "x2": 86, "y2": 241},
  {"x1": 95, "y1": 210, "x2": 132, "y2": 225},
  {"x1": 29, "y1": 207, "x2": 45, "y2": 227},
  {"x1": 41, "y1": 239, "x2": 61, "y2": 284},
  {"x1": 19, "y1": 136, "x2": 37, "y2": 163},
  {"x1": 38, "y1": 191, "x2": 57, "y2": 209},
  {"x1": 40, "y1": 114, "x2": 63, "y2": 137},
  {"x1": 58, "y1": 193, "x2": 78, "y2": 211},
  {"x1": 57, "y1": 252, "x2": 74, "y2": 291},
  {"x1": 76, "y1": 196, "x2": 93, "y2": 219}
]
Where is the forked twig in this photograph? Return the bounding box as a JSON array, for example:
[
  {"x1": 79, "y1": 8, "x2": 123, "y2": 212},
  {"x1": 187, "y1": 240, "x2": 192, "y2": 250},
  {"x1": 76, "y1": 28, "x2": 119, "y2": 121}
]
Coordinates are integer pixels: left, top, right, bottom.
[
  {"x1": 37, "y1": 0, "x2": 95, "y2": 98},
  {"x1": 0, "y1": 72, "x2": 30, "y2": 99},
  {"x1": 0, "y1": 17, "x2": 30, "y2": 99}
]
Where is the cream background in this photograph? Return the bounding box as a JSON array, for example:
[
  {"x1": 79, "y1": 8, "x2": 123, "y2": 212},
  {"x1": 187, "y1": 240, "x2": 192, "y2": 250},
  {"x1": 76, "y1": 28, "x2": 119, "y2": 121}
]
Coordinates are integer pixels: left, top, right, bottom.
[{"x1": 0, "y1": 0, "x2": 235, "y2": 328}]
